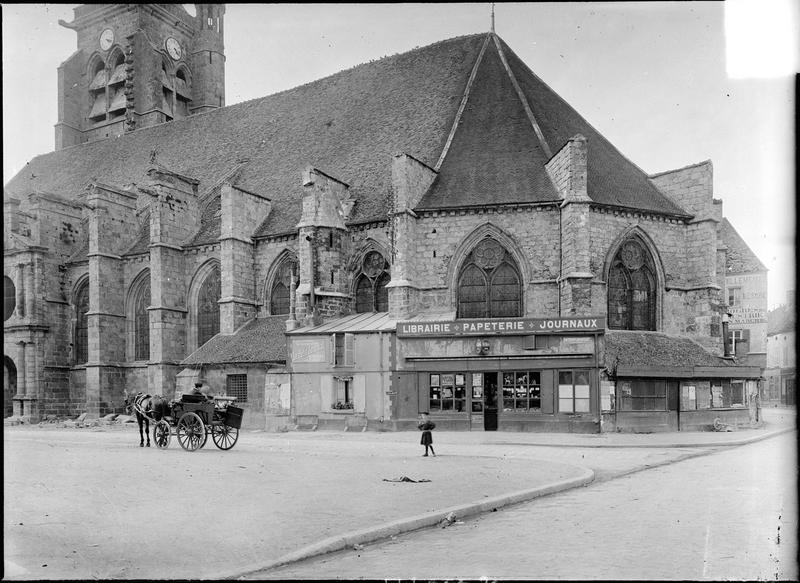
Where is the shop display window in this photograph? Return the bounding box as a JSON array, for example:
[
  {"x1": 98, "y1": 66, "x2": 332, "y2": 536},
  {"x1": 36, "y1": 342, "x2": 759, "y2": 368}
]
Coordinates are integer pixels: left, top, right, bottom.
[
  {"x1": 682, "y1": 380, "x2": 746, "y2": 411},
  {"x1": 429, "y1": 373, "x2": 467, "y2": 413},
  {"x1": 558, "y1": 370, "x2": 590, "y2": 413},
  {"x1": 618, "y1": 379, "x2": 667, "y2": 411},
  {"x1": 501, "y1": 370, "x2": 541, "y2": 412}
]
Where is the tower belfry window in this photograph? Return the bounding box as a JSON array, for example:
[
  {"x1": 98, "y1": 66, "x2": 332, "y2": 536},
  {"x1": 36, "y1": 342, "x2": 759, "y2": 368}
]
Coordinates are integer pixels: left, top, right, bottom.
[
  {"x1": 161, "y1": 63, "x2": 174, "y2": 120},
  {"x1": 88, "y1": 60, "x2": 107, "y2": 122}
]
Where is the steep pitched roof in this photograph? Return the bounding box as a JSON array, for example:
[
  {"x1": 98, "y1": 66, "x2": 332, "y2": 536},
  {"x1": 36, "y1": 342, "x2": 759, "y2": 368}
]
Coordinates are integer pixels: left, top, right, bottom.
[
  {"x1": 719, "y1": 218, "x2": 767, "y2": 274},
  {"x1": 5, "y1": 32, "x2": 691, "y2": 254},
  {"x1": 5, "y1": 34, "x2": 487, "y2": 245},
  {"x1": 181, "y1": 316, "x2": 288, "y2": 365}
]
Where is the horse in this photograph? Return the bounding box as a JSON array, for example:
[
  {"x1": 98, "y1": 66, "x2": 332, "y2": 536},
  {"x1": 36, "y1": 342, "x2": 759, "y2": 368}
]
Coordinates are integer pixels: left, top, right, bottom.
[{"x1": 123, "y1": 390, "x2": 170, "y2": 447}]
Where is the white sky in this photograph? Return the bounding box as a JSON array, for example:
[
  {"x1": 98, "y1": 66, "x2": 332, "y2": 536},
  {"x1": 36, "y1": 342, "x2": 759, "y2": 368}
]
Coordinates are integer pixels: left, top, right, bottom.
[{"x1": 2, "y1": 2, "x2": 797, "y2": 308}]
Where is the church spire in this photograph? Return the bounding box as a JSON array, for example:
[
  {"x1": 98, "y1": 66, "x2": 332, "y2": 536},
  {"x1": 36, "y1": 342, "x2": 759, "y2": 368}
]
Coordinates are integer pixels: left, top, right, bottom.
[{"x1": 491, "y1": 2, "x2": 495, "y2": 33}]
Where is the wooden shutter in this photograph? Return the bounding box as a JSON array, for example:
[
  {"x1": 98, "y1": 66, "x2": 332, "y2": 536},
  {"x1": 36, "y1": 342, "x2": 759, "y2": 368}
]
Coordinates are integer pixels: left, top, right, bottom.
[{"x1": 345, "y1": 333, "x2": 355, "y2": 366}]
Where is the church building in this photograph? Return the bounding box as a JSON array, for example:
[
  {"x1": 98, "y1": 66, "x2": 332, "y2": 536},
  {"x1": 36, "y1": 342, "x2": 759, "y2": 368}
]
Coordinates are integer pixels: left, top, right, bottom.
[{"x1": 4, "y1": 4, "x2": 765, "y2": 432}]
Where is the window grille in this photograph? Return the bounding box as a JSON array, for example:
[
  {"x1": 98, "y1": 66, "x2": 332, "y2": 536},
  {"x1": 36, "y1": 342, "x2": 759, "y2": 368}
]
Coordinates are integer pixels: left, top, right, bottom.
[{"x1": 226, "y1": 374, "x2": 248, "y2": 402}]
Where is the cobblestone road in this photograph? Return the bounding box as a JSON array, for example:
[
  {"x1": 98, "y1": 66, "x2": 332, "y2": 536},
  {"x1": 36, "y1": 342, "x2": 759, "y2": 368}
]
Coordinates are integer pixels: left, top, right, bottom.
[{"x1": 263, "y1": 432, "x2": 798, "y2": 580}]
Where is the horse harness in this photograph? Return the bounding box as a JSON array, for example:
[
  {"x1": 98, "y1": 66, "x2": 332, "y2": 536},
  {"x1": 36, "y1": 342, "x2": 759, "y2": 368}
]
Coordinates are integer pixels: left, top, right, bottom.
[{"x1": 132, "y1": 393, "x2": 159, "y2": 424}]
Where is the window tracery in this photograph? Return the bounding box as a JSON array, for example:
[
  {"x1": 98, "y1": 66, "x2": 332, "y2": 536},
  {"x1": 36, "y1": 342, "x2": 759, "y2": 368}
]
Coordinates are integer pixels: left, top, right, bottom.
[
  {"x1": 607, "y1": 238, "x2": 656, "y2": 330},
  {"x1": 457, "y1": 238, "x2": 521, "y2": 319},
  {"x1": 354, "y1": 251, "x2": 389, "y2": 313}
]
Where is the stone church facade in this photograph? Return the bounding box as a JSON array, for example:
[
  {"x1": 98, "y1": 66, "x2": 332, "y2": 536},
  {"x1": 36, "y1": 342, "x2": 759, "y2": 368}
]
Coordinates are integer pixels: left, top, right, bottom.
[{"x1": 4, "y1": 4, "x2": 765, "y2": 431}]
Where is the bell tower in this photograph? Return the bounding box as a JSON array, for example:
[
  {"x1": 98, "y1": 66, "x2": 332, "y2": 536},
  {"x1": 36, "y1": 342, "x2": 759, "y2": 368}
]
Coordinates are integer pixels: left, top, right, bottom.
[
  {"x1": 55, "y1": 4, "x2": 226, "y2": 150},
  {"x1": 190, "y1": 4, "x2": 226, "y2": 114}
]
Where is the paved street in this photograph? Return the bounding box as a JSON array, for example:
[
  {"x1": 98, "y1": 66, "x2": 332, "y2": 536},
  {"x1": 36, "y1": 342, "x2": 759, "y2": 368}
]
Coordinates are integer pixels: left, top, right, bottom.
[
  {"x1": 260, "y1": 431, "x2": 798, "y2": 581},
  {"x1": 2, "y1": 409, "x2": 794, "y2": 580}
]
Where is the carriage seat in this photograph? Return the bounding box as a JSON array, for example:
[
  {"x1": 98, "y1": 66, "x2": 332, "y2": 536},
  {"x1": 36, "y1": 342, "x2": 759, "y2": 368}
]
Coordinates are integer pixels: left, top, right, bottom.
[{"x1": 180, "y1": 392, "x2": 211, "y2": 404}]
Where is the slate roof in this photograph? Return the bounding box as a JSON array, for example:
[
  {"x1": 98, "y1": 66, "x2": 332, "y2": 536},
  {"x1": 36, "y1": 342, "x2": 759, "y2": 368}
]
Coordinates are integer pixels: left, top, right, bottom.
[
  {"x1": 419, "y1": 36, "x2": 689, "y2": 216},
  {"x1": 604, "y1": 330, "x2": 738, "y2": 370},
  {"x1": 181, "y1": 316, "x2": 287, "y2": 365},
  {"x1": 719, "y1": 218, "x2": 767, "y2": 274},
  {"x1": 5, "y1": 32, "x2": 692, "y2": 259}
]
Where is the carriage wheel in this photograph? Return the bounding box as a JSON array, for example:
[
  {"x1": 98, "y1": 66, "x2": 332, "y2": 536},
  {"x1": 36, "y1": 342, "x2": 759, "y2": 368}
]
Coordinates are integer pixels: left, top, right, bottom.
[
  {"x1": 199, "y1": 427, "x2": 209, "y2": 449},
  {"x1": 212, "y1": 424, "x2": 239, "y2": 450},
  {"x1": 153, "y1": 420, "x2": 171, "y2": 449},
  {"x1": 176, "y1": 412, "x2": 205, "y2": 452}
]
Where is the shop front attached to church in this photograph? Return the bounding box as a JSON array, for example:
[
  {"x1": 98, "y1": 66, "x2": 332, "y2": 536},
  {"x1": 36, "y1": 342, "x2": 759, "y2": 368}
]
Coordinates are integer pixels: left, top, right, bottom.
[{"x1": 395, "y1": 316, "x2": 605, "y2": 432}]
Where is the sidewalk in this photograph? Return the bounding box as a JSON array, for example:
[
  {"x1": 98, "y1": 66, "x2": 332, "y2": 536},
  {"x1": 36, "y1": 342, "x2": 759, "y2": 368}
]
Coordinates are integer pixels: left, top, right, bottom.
[{"x1": 3, "y1": 409, "x2": 794, "y2": 580}]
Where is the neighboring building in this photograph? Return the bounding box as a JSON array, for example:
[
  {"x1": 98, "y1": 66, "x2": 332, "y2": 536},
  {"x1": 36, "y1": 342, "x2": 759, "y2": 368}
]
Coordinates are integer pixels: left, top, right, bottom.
[
  {"x1": 719, "y1": 217, "x2": 768, "y2": 366},
  {"x1": 765, "y1": 292, "x2": 796, "y2": 406},
  {"x1": 4, "y1": 4, "x2": 766, "y2": 431}
]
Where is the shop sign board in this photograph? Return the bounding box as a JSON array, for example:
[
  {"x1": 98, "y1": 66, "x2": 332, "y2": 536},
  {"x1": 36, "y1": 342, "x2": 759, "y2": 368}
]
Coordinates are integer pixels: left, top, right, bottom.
[
  {"x1": 397, "y1": 316, "x2": 605, "y2": 337},
  {"x1": 291, "y1": 338, "x2": 328, "y2": 363}
]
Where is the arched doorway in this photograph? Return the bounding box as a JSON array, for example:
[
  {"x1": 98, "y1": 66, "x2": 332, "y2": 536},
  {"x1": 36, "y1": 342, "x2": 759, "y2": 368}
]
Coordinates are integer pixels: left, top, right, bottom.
[{"x1": 4, "y1": 356, "x2": 17, "y2": 418}]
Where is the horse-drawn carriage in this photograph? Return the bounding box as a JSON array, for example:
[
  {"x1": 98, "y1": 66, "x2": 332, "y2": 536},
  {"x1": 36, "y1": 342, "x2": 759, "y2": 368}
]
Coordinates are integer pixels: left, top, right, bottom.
[
  {"x1": 126, "y1": 389, "x2": 243, "y2": 451},
  {"x1": 150, "y1": 393, "x2": 243, "y2": 451}
]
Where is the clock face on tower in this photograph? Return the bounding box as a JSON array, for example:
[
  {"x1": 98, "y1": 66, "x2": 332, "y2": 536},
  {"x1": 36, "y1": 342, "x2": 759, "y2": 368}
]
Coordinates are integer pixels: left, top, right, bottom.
[
  {"x1": 165, "y1": 37, "x2": 182, "y2": 60},
  {"x1": 99, "y1": 28, "x2": 114, "y2": 51}
]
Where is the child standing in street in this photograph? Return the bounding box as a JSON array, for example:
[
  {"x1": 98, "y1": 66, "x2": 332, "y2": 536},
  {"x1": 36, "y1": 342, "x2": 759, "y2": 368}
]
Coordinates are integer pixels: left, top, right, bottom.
[{"x1": 418, "y1": 412, "x2": 436, "y2": 457}]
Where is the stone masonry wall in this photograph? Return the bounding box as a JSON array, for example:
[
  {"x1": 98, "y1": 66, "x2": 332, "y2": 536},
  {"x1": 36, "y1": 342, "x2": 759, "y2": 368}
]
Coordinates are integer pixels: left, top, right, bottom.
[{"x1": 404, "y1": 206, "x2": 561, "y2": 317}]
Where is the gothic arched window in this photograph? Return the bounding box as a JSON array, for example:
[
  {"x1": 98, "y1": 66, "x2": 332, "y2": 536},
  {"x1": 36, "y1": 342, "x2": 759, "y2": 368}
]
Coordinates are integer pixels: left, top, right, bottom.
[
  {"x1": 269, "y1": 259, "x2": 297, "y2": 316},
  {"x1": 133, "y1": 276, "x2": 150, "y2": 361},
  {"x1": 197, "y1": 267, "x2": 221, "y2": 347},
  {"x1": 74, "y1": 281, "x2": 90, "y2": 364},
  {"x1": 457, "y1": 238, "x2": 521, "y2": 319},
  {"x1": 607, "y1": 239, "x2": 657, "y2": 331},
  {"x1": 354, "y1": 251, "x2": 390, "y2": 313}
]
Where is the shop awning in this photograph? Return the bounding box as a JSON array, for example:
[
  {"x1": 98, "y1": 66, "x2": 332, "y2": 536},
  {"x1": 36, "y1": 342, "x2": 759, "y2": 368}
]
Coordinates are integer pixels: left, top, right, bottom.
[{"x1": 604, "y1": 330, "x2": 762, "y2": 379}]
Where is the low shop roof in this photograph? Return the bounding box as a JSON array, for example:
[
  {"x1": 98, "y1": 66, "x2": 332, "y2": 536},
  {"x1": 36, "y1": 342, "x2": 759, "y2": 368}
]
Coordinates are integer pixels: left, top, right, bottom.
[
  {"x1": 604, "y1": 330, "x2": 762, "y2": 379},
  {"x1": 181, "y1": 316, "x2": 287, "y2": 365}
]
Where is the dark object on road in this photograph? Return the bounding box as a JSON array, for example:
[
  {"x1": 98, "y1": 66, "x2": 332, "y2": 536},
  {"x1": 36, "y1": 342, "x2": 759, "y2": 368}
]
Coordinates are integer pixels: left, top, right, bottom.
[
  {"x1": 150, "y1": 394, "x2": 244, "y2": 452},
  {"x1": 124, "y1": 391, "x2": 170, "y2": 447},
  {"x1": 438, "y1": 511, "x2": 457, "y2": 528},
  {"x1": 382, "y1": 476, "x2": 431, "y2": 483}
]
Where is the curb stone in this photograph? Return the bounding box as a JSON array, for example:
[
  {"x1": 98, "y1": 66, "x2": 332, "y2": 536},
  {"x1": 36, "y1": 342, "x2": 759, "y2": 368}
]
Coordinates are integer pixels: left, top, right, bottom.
[
  {"x1": 218, "y1": 467, "x2": 595, "y2": 580},
  {"x1": 492, "y1": 426, "x2": 795, "y2": 449}
]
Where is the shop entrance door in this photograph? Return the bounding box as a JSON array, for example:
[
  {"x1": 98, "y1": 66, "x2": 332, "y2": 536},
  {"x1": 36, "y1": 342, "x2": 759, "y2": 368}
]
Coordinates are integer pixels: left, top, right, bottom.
[{"x1": 484, "y1": 372, "x2": 498, "y2": 431}]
